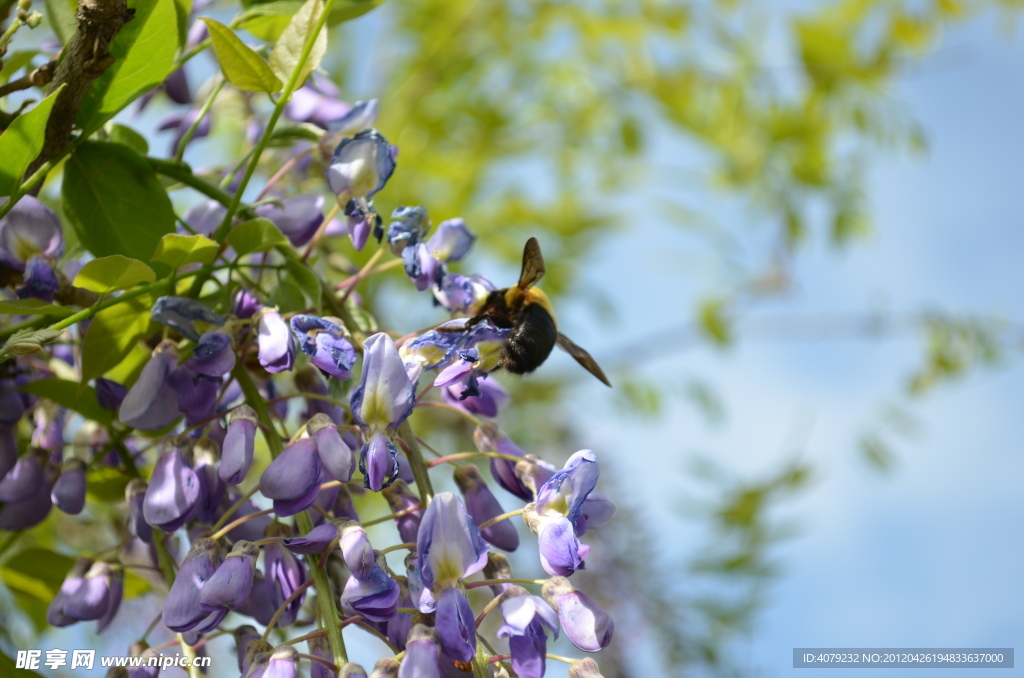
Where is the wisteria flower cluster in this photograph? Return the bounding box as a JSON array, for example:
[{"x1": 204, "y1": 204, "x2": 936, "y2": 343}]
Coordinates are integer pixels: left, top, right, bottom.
[{"x1": 0, "y1": 9, "x2": 616, "y2": 672}]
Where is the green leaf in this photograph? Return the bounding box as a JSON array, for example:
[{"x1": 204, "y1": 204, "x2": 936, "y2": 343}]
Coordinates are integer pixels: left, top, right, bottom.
[
  {"x1": 86, "y1": 466, "x2": 131, "y2": 502},
  {"x1": 285, "y1": 257, "x2": 322, "y2": 307},
  {"x1": 19, "y1": 378, "x2": 114, "y2": 426},
  {"x1": 73, "y1": 255, "x2": 156, "y2": 293},
  {"x1": 107, "y1": 122, "x2": 150, "y2": 155},
  {"x1": 0, "y1": 49, "x2": 40, "y2": 82},
  {"x1": 62, "y1": 141, "x2": 176, "y2": 260},
  {"x1": 237, "y1": 0, "x2": 385, "y2": 41},
  {"x1": 698, "y1": 297, "x2": 732, "y2": 346},
  {"x1": 0, "y1": 298, "x2": 74, "y2": 318},
  {"x1": 152, "y1": 233, "x2": 219, "y2": 271},
  {"x1": 43, "y1": 0, "x2": 77, "y2": 44},
  {"x1": 268, "y1": 278, "x2": 306, "y2": 312},
  {"x1": 0, "y1": 328, "x2": 61, "y2": 364},
  {"x1": 269, "y1": 0, "x2": 327, "y2": 87},
  {"x1": 202, "y1": 18, "x2": 283, "y2": 93},
  {"x1": 0, "y1": 85, "x2": 65, "y2": 197},
  {"x1": 2, "y1": 548, "x2": 74, "y2": 599},
  {"x1": 76, "y1": 0, "x2": 179, "y2": 133},
  {"x1": 228, "y1": 217, "x2": 288, "y2": 255},
  {"x1": 80, "y1": 294, "x2": 153, "y2": 381}
]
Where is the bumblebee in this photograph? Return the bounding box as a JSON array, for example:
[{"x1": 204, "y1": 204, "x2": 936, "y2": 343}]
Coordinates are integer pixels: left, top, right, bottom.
[{"x1": 468, "y1": 237, "x2": 611, "y2": 387}]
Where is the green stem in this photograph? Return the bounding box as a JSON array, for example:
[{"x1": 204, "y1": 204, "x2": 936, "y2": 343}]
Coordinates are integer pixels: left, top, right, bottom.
[
  {"x1": 175, "y1": 77, "x2": 226, "y2": 163},
  {"x1": 147, "y1": 157, "x2": 243, "y2": 211},
  {"x1": 398, "y1": 421, "x2": 435, "y2": 506},
  {"x1": 187, "y1": 0, "x2": 337, "y2": 299},
  {"x1": 297, "y1": 510, "x2": 348, "y2": 666}
]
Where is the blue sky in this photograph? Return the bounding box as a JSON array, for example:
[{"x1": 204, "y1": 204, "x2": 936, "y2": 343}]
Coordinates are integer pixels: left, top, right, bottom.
[{"x1": 556, "y1": 7, "x2": 1024, "y2": 677}]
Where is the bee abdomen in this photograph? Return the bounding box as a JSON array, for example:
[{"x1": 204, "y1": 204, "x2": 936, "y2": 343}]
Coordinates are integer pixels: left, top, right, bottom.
[{"x1": 501, "y1": 304, "x2": 557, "y2": 375}]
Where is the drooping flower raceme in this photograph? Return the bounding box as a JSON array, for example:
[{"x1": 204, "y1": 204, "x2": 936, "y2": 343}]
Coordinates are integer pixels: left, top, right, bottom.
[{"x1": 350, "y1": 333, "x2": 416, "y2": 491}]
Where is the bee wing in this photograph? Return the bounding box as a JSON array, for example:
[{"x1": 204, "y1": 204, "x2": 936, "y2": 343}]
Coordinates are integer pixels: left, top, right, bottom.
[
  {"x1": 518, "y1": 237, "x2": 546, "y2": 290},
  {"x1": 556, "y1": 332, "x2": 612, "y2": 387}
]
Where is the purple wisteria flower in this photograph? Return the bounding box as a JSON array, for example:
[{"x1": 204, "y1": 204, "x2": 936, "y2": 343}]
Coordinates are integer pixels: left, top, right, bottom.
[
  {"x1": 541, "y1": 577, "x2": 614, "y2": 652},
  {"x1": 125, "y1": 479, "x2": 152, "y2": 543},
  {"x1": 327, "y1": 129, "x2": 396, "y2": 204},
  {"x1": 118, "y1": 344, "x2": 181, "y2": 430},
  {"x1": 0, "y1": 195, "x2": 63, "y2": 269},
  {"x1": 285, "y1": 74, "x2": 353, "y2": 129},
  {"x1": 256, "y1": 195, "x2": 326, "y2": 247},
  {"x1": 474, "y1": 423, "x2": 532, "y2": 501},
  {"x1": 186, "y1": 332, "x2": 236, "y2": 377},
  {"x1": 151, "y1": 297, "x2": 226, "y2": 342},
  {"x1": 341, "y1": 550, "x2": 401, "y2": 622},
  {"x1": 198, "y1": 540, "x2": 259, "y2": 613},
  {"x1": 260, "y1": 438, "x2": 323, "y2": 516},
  {"x1": 47, "y1": 558, "x2": 93, "y2": 627},
  {"x1": 61, "y1": 561, "x2": 116, "y2": 622},
  {"x1": 454, "y1": 465, "x2": 519, "y2": 551},
  {"x1": 433, "y1": 273, "x2": 495, "y2": 314},
  {"x1": 399, "y1": 625, "x2": 441, "y2": 678},
  {"x1": 258, "y1": 309, "x2": 296, "y2": 373},
  {"x1": 0, "y1": 450, "x2": 44, "y2": 502},
  {"x1": 497, "y1": 590, "x2": 560, "y2": 678},
  {"x1": 182, "y1": 200, "x2": 227, "y2": 239},
  {"x1": 398, "y1": 217, "x2": 476, "y2": 292},
  {"x1": 351, "y1": 333, "x2": 416, "y2": 491},
  {"x1": 525, "y1": 451, "x2": 610, "y2": 577},
  {"x1": 263, "y1": 533, "x2": 307, "y2": 628},
  {"x1": 290, "y1": 315, "x2": 357, "y2": 380},
  {"x1": 416, "y1": 493, "x2": 489, "y2": 663},
  {"x1": 95, "y1": 378, "x2": 127, "y2": 411},
  {"x1": 386, "y1": 206, "x2": 429, "y2": 256},
  {"x1": 400, "y1": 319, "x2": 509, "y2": 383},
  {"x1": 233, "y1": 288, "x2": 261, "y2": 319},
  {"x1": 51, "y1": 459, "x2": 86, "y2": 515},
  {"x1": 382, "y1": 480, "x2": 423, "y2": 543},
  {"x1": 162, "y1": 538, "x2": 223, "y2": 632},
  {"x1": 18, "y1": 255, "x2": 59, "y2": 302}
]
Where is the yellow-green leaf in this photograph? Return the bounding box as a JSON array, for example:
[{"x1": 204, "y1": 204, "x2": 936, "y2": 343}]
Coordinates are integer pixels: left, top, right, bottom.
[
  {"x1": 74, "y1": 255, "x2": 156, "y2": 293},
  {"x1": 152, "y1": 233, "x2": 219, "y2": 271},
  {"x1": 201, "y1": 17, "x2": 283, "y2": 93},
  {"x1": 228, "y1": 217, "x2": 288, "y2": 255},
  {"x1": 81, "y1": 295, "x2": 154, "y2": 381},
  {"x1": 269, "y1": 0, "x2": 327, "y2": 87}
]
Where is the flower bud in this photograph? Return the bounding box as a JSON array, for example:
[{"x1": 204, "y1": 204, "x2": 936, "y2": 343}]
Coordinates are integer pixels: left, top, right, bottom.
[
  {"x1": 398, "y1": 624, "x2": 440, "y2": 678},
  {"x1": 126, "y1": 479, "x2": 152, "y2": 543},
  {"x1": 0, "y1": 449, "x2": 45, "y2": 502},
  {"x1": 186, "y1": 332, "x2": 236, "y2": 377},
  {"x1": 265, "y1": 644, "x2": 299, "y2": 678},
  {"x1": 309, "y1": 413, "x2": 354, "y2": 482},
  {"x1": 52, "y1": 458, "x2": 86, "y2": 515},
  {"x1": 256, "y1": 195, "x2": 325, "y2": 247},
  {"x1": 198, "y1": 540, "x2": 259, "y2": 612},
  {"x1": 263, "y1": 533, "x2": 306, "y2": 628},
  {"x1": 339, "y1": 521, "x2": 374, "y2": 579},
  {"x1": 47, "y1": 558, "x2": 93, "y2": 627},
  {"x1": 260, "y1": 438, "x2": 323, "y2": 516},
  {"x1": 283, "y1": 521, "x2": 339, "y2": 555},
  {"x1": 340, "y1": 662, "x2": 368, "y2": 678},
  {"x1": 369, "y1": 658, "x2": 400, "y2": 678},
  {"x1": 454, "y1": 465, "x2": 519, "y2": 552},
  {"x1": 568, "y1": 659, "x2": 605, "y2": 678},
  {"x1": 162, "y1": 538, "x2": 222, "y2": 632},
  {"x1": 63, "y1": 561, "x2": 114, "y2": 621},
  {"x1": 341, "y1": 551, "x2": 400, "y2": 622},
  {"x1": 541, "y1": 577, "x2": 614, "y2": 652},
  {"x1": 151, "y1": 296, "x2": 225, "y2": 342},
  {"x1": 143, "y1": 447, "x2": 199, "y2": 531},
  {"x1": 234, "y1": 626, "x2": 263, "y2": 671},
  {"x1": 220, "y1": 405, "x2": 258, "y2": 485}
]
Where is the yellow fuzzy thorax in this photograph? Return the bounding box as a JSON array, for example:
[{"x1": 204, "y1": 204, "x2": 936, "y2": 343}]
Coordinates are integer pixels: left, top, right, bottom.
[{"x1": 504, "y1": 286, "x2": 558, "y2": 326}]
